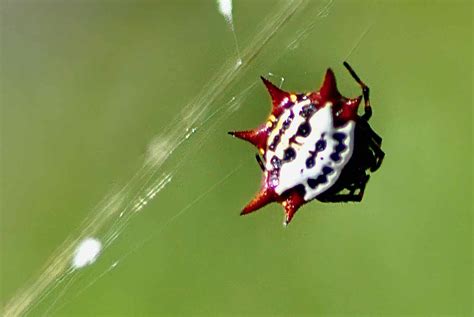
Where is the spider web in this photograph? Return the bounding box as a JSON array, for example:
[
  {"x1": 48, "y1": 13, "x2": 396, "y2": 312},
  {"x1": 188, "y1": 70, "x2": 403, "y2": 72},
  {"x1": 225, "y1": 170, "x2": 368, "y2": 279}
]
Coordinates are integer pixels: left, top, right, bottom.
[{"x1": 0, "y1": 0, "x2": 381, "y2": 315}]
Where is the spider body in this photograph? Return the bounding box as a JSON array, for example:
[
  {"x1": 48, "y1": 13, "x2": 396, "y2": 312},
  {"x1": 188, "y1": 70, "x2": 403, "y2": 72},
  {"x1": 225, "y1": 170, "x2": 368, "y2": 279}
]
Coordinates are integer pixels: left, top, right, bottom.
[{"x1": 229, "y1": 62, "x2": 384, "y2": 225}]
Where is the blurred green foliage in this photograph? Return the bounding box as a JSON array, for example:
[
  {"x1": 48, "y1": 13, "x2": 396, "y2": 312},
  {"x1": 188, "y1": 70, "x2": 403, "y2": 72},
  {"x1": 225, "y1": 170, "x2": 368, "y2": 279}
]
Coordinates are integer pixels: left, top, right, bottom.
[{"x1": 1, "y1": 0, "x2": 472, "y2": 316}]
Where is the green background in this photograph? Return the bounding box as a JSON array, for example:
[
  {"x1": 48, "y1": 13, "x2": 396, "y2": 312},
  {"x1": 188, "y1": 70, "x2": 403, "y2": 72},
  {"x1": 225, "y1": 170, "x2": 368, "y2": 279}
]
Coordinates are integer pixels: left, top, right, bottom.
[{"x1": 1, "y1": 0, "x2": 472, "y2": 316}]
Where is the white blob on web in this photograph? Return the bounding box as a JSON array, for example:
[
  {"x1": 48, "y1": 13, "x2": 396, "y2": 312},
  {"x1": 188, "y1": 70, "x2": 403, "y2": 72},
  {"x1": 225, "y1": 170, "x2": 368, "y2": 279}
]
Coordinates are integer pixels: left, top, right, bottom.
[
  {"x1": 71, "y1": 238, "x2": 102, "y2": 269},
  {"x1": 217, "y1": 0, "x2": 233, "y2": 24},
  {"x1": 217, "y1": 0, "x2": 242, "y2": 67}
]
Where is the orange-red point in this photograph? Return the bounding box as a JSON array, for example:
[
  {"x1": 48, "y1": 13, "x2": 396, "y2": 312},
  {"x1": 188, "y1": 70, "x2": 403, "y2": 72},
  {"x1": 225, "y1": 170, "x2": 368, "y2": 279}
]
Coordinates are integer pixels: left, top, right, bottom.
[
  {"x1": 282, "y1": 191, "x2": 306, "y2": 225},
  {"x1": 228, "y1": 128, "x2": 267, "y2": 149},
  {"x1": 319, "y1": 68, "x2": 341, "y2": 101},
  {"x1": 260, "y1": 76, "x2": 290, "y2": 116},
  {"x1": 241, "y1": 187, "x2": 275, "y2": 216}
]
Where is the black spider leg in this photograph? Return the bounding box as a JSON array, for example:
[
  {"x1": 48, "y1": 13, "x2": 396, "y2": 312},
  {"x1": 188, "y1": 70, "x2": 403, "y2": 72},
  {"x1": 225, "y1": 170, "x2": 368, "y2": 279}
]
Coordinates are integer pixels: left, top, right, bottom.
[
  {"x1": 343, "y1": 61, "x2": 372, "y2": 121},
  {"x1": 255, "y1": 154, "x2": 265, "y2": 171},
  {"x1": 318, "y1": 174, "x2": 371, "y2": 203},
  {"x1": 346, "y1": 173, "x2": 371, "y2": 201},
  {"x1": 344, "y1": 61, "x2": 384, "y2": 170},
  {"x1": 364, "y1": 114, "x2": 383, "y2": 147},
  {"x1": 357, "y1": 119, "x2": 385, "y2": 172},
  {"x1": 368, "y1": 137, "x2": 385, "y2": 172}
]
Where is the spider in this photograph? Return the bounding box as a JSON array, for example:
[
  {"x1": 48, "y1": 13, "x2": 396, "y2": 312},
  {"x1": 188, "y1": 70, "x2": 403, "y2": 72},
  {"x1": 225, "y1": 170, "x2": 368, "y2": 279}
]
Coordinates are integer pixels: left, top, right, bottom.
[{"x1": 229, "y1": 62, "x2": 384, "y2": 225}]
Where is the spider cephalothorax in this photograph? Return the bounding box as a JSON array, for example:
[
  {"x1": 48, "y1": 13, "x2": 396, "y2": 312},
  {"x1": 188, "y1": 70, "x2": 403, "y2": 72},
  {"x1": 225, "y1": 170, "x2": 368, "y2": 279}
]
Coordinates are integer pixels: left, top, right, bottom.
[{"x1": 229, "y1": 62, "x2": 384, "y2": 225}]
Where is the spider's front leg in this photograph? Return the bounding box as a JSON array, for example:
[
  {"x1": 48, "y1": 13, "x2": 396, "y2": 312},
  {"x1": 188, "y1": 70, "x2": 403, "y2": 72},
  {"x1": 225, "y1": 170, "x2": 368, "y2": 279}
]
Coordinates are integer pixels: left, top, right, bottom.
[
  {"x1": 343, "y1": 61, "x2": 372, "y2": 121},
  {"x1": 255, "y1": 154, "x2": 265, "y2": 171}
]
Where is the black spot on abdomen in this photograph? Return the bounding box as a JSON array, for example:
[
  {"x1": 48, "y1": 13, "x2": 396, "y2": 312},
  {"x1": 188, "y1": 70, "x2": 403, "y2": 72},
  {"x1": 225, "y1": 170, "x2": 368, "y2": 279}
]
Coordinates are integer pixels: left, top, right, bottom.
[
  {"x1": 330, "y1": 152, "x2": 341, "y2": 162},
  {"x1": 283, "y1": 147, "x2": 296, "y2": 161},
  {"x1": 297, "y1": 122, "x2": 311, "y2": 137},
  {"x1": 315, "y1": 139, "x2": 327, "y2": 152},
  {"x1": 333, "y1": 132, "x2": 347, "y2": 142},
  {"x1": 335, "y1": 143, "x2": 346, "y2": 153},
  {"x1": 271, "y1": 156, "x2": 282, "y2": 169},
  {"x1": 307, "y1": 174, "x2": 328, "y2": 189},
  {"x1": 322, "y1": 166, "x2": 334, "y2": 175}
]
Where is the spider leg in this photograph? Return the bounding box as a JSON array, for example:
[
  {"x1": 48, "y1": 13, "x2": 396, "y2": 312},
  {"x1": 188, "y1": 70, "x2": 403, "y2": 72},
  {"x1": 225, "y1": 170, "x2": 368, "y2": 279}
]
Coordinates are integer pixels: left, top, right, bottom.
[
  {"x1": 369, "y1": 128, "x2": 382, "y2": 146},
  {"x1": 368, "y1": 139, "x2": 385, "y2": 172},
  {"x1": 318, "y1": 194, "x2": 362, "y2": 203},
  {"x1": 343, "y1": 61, "x2": 372, "y2": 121},
  {"x1": 357, "y1": 117, "x2": 382, "y2": 147},
  {"x1": 317, "y1": 174, "x2": 370, "y2": 203},
  {"x1": 255, "y1": 154, "x2": 265, "y2": 171}
]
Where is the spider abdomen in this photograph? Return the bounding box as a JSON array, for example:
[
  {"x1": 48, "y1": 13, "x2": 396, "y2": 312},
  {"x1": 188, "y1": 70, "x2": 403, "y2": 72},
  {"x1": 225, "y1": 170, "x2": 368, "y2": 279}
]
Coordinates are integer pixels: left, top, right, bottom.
[{"x1": 266, "y1": 103, "x2": 355, "y2": 201}]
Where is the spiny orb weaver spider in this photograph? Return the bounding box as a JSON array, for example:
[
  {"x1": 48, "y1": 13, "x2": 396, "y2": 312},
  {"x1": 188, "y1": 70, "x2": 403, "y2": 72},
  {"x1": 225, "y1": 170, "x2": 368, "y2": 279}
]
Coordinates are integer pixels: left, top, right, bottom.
[{"x1": 229, "y1": 62, "x2": 384, "y2": 225}]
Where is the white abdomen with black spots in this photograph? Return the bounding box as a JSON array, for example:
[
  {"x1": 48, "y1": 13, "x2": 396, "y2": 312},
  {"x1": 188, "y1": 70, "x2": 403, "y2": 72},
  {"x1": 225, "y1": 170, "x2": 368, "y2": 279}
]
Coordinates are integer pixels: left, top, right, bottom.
[{"x1": 265, "y1": 103, "x2": 355, "y2": 201}]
